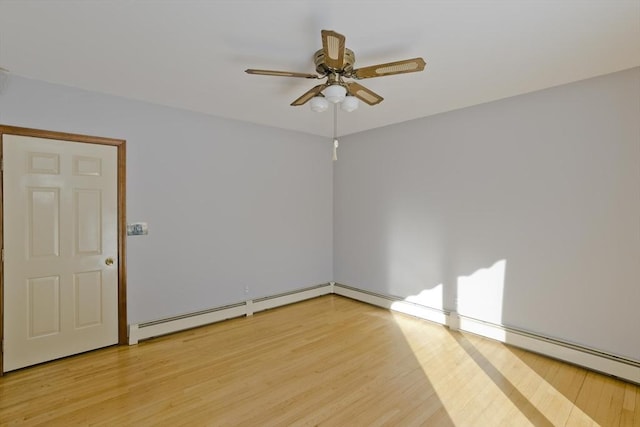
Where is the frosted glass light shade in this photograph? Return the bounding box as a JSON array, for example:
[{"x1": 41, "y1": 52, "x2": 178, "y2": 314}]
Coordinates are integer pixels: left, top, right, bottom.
[
  {"x1": 324, "y1": 84, "x2": 346, "y2": 104},
  {"x1": 341, "y1": 95, "x2": 359, "y2": 112},
  {"x1": 310, "y1": 96, "x2": 329, "y2": 112}
]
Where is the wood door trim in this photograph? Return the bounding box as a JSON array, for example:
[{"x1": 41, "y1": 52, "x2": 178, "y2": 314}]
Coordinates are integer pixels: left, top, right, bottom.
[{"x1": 0, "y1": 125, "x2": 127, "y2": 375}]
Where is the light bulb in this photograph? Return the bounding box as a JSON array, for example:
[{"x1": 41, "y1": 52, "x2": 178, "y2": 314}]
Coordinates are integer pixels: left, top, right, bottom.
[
  {"x1": 341, "y1": 95, "x2": 359, "y2": 112},
  {"x1": 324, "y1": 84, "x2": 346, "y2": 104},
  {"x1": 310, "y1": 96, "x2": 329, "y2": 112}
]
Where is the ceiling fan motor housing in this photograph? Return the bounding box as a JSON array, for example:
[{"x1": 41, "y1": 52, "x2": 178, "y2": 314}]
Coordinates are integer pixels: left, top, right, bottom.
[{"x1": 314, "y1": 48, "x2": 356, "y2": 76}]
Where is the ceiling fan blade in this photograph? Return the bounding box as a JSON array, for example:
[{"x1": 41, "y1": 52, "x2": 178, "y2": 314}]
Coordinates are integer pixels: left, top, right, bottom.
[
  {"x1": 321, "y1": 30, "x2": 346, "y2": 70},
  {"x1": 245, "y1": 69, "x2": 320, "y2": 79},
  {"x1": 291, "y1": 84, "x2": 328, "y2": 106},
  {"x1": 345, "y1": 82, "x2": 384, "y2": 106},
  {"x1": 353, "y1": 57, "x2": 426, "y2": 79}
]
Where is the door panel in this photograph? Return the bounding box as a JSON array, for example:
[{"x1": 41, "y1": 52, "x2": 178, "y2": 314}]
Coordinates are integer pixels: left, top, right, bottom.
[
  {"x1": 29, "y1": 187, "x2": 61, "y2": 257},
  {"x1": 28, "y1": 275, "x2": 61, "y2": 337},
  {"x1": 3, "y1": 134, "x2": 119, "y2": 371},
  {"x1": 74, "y1": 270, "x2": 103, "y2": 328},
  {"x1": 28, "y1": 151, "x2": 60, "y2": 174},
  {"x1": 74, "y1": 189, "x2": 102, "y2": 254}
]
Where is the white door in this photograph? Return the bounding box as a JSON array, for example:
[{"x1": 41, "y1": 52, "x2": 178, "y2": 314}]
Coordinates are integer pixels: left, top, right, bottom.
[{"x1": 3, "y1": 134, "x2": 119, "y2": 371}]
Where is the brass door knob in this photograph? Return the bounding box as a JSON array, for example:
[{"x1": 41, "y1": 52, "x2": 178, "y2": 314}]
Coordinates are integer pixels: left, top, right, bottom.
[{"x1": 105, "y1": 257, "x2": 114, "y2": 266}]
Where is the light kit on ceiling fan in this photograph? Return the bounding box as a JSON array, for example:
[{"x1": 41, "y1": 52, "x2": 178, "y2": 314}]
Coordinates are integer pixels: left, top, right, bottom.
[
  {"x1": 324, "y1": 84, "x2": 346, "y2": 103},
  {"x1": 245, "y1": 30, "x2": 426, "y2": 159},
  {"x1": 340, "y1": 95, "x2": 359, "y2": 112},
  {"x1": 310, "y1": 86, "x2": 359, "y2": 113},
  {"x1": 309, "y1": 96, "x2": 329, "y2": 112}
]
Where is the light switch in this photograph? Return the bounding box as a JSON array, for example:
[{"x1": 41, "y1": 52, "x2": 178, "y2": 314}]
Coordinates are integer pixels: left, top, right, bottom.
[{"x1": 127, "y1": 222, "x2": 148, "y2": 236}]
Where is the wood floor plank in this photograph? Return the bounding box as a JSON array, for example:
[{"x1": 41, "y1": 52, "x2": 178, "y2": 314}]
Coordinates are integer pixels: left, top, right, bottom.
[
  {"x1": 625, "y1": 384, "x2": 640, "y2": 427},
  {"x1": 0, "y1": 295, "x2": 638, "y2": 426}
]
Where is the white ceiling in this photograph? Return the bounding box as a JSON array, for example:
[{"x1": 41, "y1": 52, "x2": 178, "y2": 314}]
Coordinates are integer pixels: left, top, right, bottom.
[{"x1": 0, "y1": 0, "x2": 638, "y2": 137}]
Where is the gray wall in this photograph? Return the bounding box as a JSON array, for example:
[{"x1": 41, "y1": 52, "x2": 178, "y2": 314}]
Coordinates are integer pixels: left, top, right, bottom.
[
  {"x1": 0, "y1": 76, "x2": 334, "y2": 323},
  {"x1": 334, "y1": 67, "x2": 640, "y2": 361},
  {"x1": 2, "y1": 68, "x2": 638, "y2": 361}
]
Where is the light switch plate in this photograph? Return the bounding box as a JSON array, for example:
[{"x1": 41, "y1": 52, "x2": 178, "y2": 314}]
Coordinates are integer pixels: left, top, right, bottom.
[{"x1": 127, "y1": 222, "x2": 148, "y2": 236}]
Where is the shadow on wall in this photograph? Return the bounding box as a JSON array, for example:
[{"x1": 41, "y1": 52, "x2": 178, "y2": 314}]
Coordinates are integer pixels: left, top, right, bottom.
[
  {"x1": 371, "y1": 140, "x2": 514, "y2": 328},
  {"x1": 390, "y1": 259, "x2": 507, "y2": 339},
  {"x1": 381, "y1": 200, "x2": 508, "y2": 327}
]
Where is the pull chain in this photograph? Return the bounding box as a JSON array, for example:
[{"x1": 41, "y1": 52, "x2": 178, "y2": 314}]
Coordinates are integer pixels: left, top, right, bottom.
[{"x1": 332, "y1": 103, "x2": 339, "y2": 161}]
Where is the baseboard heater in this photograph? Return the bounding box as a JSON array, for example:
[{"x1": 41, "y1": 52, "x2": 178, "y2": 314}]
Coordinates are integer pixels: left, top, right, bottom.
[
  {"x1": 128, "y1": 283, "x2": 332, "y2": 345},
  {"x1": 333, "y1": 283, "x2": 640, "y2": 385},
  {"x1": 128, "y1": 282, "x2": 639, "y2": 384}
]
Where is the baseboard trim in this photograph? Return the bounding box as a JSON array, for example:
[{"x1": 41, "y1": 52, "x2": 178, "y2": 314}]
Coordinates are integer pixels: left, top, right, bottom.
[
  {"x1": 333, "y1": 283, "x2": 450, "y2": 326},
  {"x1": 334, "y1": 283, "x2": 640, "y2": 384},
  {"x1": 128, "y1": 284, "x2": 332, "y2": 345},
  {"x1": 127, "y1": 282, "x2": 639, "y2": 384},
  {"x1": 454, "y1": 314, "x2": 640, "y2": 384},
  {"x1": 252, "y1": 283, "x2": 332, "y2": 314}
]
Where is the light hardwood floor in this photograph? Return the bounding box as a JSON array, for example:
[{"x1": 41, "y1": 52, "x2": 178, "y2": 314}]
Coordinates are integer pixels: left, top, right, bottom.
[{"x1": 0, "y1": 295, "x2": 638, "y2": 426}]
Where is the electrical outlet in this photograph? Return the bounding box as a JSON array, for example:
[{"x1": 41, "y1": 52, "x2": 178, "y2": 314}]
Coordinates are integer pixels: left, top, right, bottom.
[{"x1": 244, "y1": 286, "x2": 250, "y2": 295}]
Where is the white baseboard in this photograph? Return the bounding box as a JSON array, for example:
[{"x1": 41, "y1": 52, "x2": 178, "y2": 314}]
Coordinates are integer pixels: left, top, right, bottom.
[
  {"x1": 252, "y1": 284, "x2": 332, "y2": 314},
  {"x1": 334, "y1": 284, "x2": 640, "y2": 384},
  {"x1": 128, "y1": 284, "x2": 332, "y2": 345},
  {"x1": 127, "y1": 282, "x2": 639, "y2": 384},
  {"x1": 333, "y1": 284, "x2": 449, "y2": 326},
  {"x1": 455, "y1": 314, "x2": 640, "y2": 384}
]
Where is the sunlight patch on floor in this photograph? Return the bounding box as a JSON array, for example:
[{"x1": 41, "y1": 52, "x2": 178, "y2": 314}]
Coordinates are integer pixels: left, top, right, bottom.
[
  {"x1": 469, "y1": 334, "x2": 596, "y2": 425},
  {"x1": 390, "y1": 311, "x2": 597, "y2": 426}
]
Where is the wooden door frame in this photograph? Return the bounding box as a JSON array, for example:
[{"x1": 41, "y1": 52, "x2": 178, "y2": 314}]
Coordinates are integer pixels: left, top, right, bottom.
[{"x1": 0, "y1": 125, "x2": 127, "y2": 375}]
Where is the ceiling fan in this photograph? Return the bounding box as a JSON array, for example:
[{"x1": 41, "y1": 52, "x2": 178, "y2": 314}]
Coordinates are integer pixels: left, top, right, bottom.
[{"x1": 245, "y1": 30, "x2": 426, "y2": 111}]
